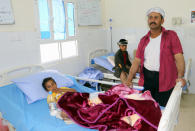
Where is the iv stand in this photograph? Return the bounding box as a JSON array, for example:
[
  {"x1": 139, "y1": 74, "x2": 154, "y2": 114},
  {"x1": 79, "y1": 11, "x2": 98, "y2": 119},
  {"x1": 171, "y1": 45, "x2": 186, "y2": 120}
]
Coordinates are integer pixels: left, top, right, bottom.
[{"x1": 109, "y1": 18, "x2": 113, "y2": 53}]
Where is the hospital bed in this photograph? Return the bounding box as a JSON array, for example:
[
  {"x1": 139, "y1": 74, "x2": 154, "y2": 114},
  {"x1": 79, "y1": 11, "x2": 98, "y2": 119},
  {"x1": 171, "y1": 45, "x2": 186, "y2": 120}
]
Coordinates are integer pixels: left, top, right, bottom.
[
  {"x1": 88, "y1": 49, "x2": 139, "y2": 84},
  {"x1": 0, "y1": 65, "x2": 97, "y2": 131},
  {"x1": 0, "y1": 64, "x2": 187, "y2": 131}
]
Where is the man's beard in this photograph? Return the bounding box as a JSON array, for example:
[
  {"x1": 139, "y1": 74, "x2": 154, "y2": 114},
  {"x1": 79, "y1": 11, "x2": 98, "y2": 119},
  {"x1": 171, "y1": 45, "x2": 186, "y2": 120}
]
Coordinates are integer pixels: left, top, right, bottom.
[{"x1": 149, "y1": 23, "x2": 161, "y2": 30}]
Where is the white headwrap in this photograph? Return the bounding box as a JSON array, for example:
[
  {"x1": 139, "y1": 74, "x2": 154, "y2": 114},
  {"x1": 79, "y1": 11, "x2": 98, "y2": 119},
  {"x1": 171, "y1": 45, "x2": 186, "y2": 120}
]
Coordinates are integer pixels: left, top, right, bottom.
[{"x1": 146, "y1": 7, "x2": 165, "y2": 18}]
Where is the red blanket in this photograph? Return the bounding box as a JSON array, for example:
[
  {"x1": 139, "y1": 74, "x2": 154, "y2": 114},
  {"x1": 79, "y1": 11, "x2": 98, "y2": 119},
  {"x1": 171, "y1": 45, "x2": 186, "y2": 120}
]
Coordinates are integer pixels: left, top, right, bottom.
[{"x1": 58, "y1": 90, "x2": 161, "y2": 131}]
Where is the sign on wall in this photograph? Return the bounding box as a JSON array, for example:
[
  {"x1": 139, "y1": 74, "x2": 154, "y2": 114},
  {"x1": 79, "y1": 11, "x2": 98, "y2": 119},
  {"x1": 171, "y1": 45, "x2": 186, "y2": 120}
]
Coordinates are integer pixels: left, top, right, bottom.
[
  {"x1": 77, "y1": 0, "x2": 102, "y2": 26},
  {"x1": 191, "y1": 10, "x2": 195, "y2": 24},
  {"x1": 0, "y1": 0, "x2": 15, "y2": 24}
]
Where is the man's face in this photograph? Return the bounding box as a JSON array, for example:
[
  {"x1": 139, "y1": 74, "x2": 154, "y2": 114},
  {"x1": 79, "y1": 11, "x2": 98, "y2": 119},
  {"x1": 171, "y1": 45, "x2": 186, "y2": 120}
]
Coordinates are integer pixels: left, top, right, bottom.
[
  {"x1": 119, "y1": 45, "x2": 127, "y2": 51},
  {"x1": 148, "y1": 12, "x2": 164, "y2": 30}
]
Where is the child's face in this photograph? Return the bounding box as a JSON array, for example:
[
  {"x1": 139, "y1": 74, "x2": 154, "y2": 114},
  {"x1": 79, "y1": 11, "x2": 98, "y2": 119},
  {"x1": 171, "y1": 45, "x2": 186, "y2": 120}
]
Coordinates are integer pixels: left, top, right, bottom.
[
  {"x1": 119, "y1": 45, "x2": 127, "y2": 51},
  {"x1": 45, "y1": 80, "x2": 57, "y2": 92}
]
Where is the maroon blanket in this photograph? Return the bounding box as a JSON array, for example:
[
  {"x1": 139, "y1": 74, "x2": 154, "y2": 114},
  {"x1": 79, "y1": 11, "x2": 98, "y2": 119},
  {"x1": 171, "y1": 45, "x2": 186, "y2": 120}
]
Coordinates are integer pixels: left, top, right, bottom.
[{"x1": 57, "y1": 91, "x2": 161, "y2": 131}]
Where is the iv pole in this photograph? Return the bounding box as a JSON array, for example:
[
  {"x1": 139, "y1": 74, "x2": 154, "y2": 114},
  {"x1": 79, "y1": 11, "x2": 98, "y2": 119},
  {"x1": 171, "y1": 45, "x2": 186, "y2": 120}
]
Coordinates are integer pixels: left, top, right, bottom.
[{"x1": 109, "y1": 18, "x2": 113, "y2": 53}]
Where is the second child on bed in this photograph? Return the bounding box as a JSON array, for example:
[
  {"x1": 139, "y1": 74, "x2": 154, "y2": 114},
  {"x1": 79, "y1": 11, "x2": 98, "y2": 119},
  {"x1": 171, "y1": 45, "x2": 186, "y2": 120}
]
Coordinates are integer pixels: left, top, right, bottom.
[{"x1": 114, "y1": 39, "x2": 132, "y2": 84}]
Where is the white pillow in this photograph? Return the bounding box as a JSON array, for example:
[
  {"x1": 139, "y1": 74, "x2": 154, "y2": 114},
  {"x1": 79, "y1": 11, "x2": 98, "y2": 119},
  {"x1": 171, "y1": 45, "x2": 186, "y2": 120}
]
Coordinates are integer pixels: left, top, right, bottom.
[{"x1": 107, "y1": 56, "x2": 115, "y2": 67}]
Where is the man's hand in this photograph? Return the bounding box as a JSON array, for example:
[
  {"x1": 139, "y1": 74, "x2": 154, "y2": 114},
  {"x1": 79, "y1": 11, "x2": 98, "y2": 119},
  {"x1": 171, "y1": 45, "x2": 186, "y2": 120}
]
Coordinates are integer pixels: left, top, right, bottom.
[
  {"x1": 119, "y1": 64, "x2": 122, "y2": 68},
  {"x1": 125, "y1": 57, "x2": 141, "y2": 87},
  {"x1": 125, "y1": 80, "x2": 133, "y2": 88},
  {"x1": 176, "y1": 78, "x2": 186, "y2": 87}
]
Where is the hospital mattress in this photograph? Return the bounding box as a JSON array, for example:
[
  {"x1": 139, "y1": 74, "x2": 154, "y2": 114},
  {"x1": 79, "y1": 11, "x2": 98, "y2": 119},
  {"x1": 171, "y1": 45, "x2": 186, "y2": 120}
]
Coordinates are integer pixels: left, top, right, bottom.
[{"x1": 91, "y1": 54, "x2": 114, "y2": 72}]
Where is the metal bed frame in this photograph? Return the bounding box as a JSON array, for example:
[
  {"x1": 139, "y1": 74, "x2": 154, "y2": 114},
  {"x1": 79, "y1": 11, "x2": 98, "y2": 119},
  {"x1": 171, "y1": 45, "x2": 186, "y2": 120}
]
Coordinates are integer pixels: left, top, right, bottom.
[{"x1": 88, "y1": 49, "x2": 139, "y2": 84}]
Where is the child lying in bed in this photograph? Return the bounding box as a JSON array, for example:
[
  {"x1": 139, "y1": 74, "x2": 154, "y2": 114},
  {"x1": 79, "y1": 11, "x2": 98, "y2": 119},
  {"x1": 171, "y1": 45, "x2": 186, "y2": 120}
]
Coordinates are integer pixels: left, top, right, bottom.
[
  {"x1": 42, "y1": 77, "x2": 104, "y2": 123},
  {"x1": 42, "y1": 77, "x2": 76, "y2": 95},
  {"x1": 42, "y1": 77, "x2": 76, "y2": 122}
]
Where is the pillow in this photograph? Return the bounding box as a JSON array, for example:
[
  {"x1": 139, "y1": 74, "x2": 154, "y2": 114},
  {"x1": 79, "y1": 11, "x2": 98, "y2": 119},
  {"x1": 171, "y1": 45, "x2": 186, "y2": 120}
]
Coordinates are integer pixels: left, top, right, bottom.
[
  {"x1": 107, "y1": 56, "x2": 115, "y2": 67},
  {"x1": 12, "y1": 70, "x2": 74, "y2": 104},
  {"x1": 100, "y1": 53, "x2": 115, "y2": 59}
]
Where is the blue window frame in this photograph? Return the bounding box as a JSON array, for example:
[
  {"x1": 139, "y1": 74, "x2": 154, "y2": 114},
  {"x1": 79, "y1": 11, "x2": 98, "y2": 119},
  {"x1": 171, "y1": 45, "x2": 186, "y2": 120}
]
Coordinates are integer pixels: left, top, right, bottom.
[
  {"x1": 38, "y1": 0, "x2": 76, "y2": 40},
  {"x1": 67, "y1": 3, "x2": 75, "y2": 37},
  {"x1": 38, "y1": 0, "x2": 50, "y2": 39},
  {"x1": 52, "y1": 0, "x2": 66, "y2": 40}
]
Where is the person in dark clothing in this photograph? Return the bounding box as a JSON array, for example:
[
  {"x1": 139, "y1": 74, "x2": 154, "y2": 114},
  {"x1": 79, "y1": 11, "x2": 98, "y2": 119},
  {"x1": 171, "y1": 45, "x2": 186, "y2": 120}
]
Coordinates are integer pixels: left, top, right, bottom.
[{"x1": 114, "y1": 39, "x2": 132, "y2": 84}]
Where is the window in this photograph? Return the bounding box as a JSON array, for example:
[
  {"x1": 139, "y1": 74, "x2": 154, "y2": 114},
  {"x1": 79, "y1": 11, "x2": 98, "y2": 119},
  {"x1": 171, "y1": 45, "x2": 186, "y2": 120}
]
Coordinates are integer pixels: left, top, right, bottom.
[
  {"x1": 67, "y1": 3, "x2": 75, "y2": 37},
  {"x1": 38, "y1": 0, "x2": 76, "y2": 40},
  {"x1": 38, "y1": 0, "x2": 50, "y2": 39},
  {"x1": 40, "y1": 43, "x2": 60, "y2": 63},
  {"x1": 52, "y1": 0, "x2": 66, "y2": 40},
  {"x1": 40, "y1": 41, "x2": 77, "y2": 63},
  {"x1": 37, "y1": 0, "x2": 77, "y2": 63},
  {"x1": 61, "y1": 40, "x2": 77, "y2": 58}
]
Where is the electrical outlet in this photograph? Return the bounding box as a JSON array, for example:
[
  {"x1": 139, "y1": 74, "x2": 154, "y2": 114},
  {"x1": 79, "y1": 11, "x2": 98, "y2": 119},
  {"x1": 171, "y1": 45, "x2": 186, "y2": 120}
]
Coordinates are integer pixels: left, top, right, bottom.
[
  {"x1": 172, "y1": 17, "x2": 182, "y2": 25},
  {"x1": 172, "y1": 17, "x2": 177, "y2": 25}
]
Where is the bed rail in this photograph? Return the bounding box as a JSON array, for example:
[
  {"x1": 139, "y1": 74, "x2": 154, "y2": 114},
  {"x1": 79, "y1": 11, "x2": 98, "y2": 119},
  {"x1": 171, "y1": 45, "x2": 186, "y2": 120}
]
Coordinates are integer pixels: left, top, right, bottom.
[
  {"x1": 88, "y1": 49, "x2": 109, "y2": 66},
  {"x1": 158, "y1": 58, "x2": 192, "y2": 131},
  {"x1": 158, "y1": 82, "x2": 182, "y2": 131},
  {"x1": 183, "y1": 58, "x2": 192, "y2": 93},
  {"x1": 0, "y1": 64, "x2": 44, "y2": 86},
  {"x1": 103, "y1": 73, "x2": 139, "y2": 83},
  {"x1": 73, "y1": 75, "x2": 144, "y2": 91}
]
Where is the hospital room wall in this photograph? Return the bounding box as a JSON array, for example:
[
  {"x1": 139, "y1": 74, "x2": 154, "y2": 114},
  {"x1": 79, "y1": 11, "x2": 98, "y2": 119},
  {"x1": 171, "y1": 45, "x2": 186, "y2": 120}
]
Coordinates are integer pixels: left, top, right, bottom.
[
  {"x1": 103, "y1": 0, "x2": 195, "y2": 93},
  {"x1": 0, "y1": 0, "x2": 107, "y2": 75}
]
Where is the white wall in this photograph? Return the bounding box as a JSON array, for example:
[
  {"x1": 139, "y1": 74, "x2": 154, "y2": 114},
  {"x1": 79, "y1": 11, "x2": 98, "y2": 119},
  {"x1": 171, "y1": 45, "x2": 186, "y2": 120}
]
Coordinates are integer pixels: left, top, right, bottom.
[
  {"x1": 103, "y1": 0, "x2": 195, "y2": 28},
  {"x1": 0, "y1": 0, "x2": 35, "y2": 32},
  {"x1": 0, "y1": 0, "x2": 107, "y2": 76},
  {"x1": 103, "y1": 0, "x2": 195, "y2": 93},
  {"x1": 0, "y1": 32, "x2": 40, "y2": 71},
  {"x1": 0, "y1": 28, "x2": 107, "y2": 75}
]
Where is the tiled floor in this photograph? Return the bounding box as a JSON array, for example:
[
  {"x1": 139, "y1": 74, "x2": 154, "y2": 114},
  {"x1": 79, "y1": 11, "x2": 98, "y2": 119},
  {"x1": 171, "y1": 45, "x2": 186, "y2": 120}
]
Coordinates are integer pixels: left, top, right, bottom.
[{"x1": 174, "y1": 94, "x2": 195, "y2": 131}]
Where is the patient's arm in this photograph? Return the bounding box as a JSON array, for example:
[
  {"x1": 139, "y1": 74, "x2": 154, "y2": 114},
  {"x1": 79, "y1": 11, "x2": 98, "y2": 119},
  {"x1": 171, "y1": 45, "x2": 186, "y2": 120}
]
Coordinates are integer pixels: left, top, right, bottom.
[
  {"x1": 61, "y1": 111, "x2": 68, "y2": 119},
  {"x1": 58, "y1": 88, "x2": 76, "y2": 93},
  {"x1": 52, "y1": 88, "x2": 76, "y2": 93},
  {"x1": 61, "y1": 111, "x2": 69, "y2": 120}
]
